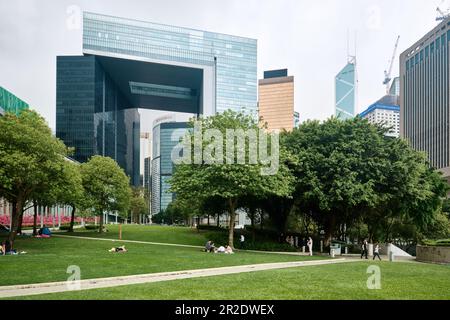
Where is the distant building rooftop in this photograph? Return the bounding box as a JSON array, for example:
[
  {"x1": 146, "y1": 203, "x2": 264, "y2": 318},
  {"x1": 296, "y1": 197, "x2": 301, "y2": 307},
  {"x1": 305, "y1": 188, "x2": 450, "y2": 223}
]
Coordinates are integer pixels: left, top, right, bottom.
[
  {"x1": 264, "y1": 69, "x2": 288, "y2": 79},
  {"x1": 359, "y1": 95, "x2": 400, "y2": 118}
]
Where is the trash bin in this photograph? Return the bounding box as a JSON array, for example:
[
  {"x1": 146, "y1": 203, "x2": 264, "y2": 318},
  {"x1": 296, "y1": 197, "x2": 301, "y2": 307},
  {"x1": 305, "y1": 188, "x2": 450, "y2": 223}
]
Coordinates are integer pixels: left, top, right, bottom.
[
  {"x1": 389, "y1": 251, "x2": 395, "y2": 262},
  {"x1": 330, "y1": 248, "x2": 335, "y2": 258},
  {"x1": 330, "y1": 244, "x2": 341, "y2": 256}
]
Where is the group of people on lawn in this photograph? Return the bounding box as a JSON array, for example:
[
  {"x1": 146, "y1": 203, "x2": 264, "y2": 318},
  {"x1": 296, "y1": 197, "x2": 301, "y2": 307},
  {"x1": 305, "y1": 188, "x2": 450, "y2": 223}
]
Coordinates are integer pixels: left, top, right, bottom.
[{"x1": 204, "y1": 240, "x2": 234, "y2": 254}]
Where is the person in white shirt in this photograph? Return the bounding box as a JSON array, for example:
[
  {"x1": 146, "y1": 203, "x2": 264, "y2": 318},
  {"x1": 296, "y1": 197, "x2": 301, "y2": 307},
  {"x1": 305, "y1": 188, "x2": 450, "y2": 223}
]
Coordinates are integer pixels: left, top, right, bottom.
[
  {"x1": 307, "y1": 237, "x2": 313, "y2": 256},
  {"x1": 215, "y1": 246, "x2": 226, "y2": 253},
  {"x1": 373, "y1": 243, "x2": 382, "y2": 261},
  {"x1": 240, "y1": 234, "x2": 245, "y2": 249}
]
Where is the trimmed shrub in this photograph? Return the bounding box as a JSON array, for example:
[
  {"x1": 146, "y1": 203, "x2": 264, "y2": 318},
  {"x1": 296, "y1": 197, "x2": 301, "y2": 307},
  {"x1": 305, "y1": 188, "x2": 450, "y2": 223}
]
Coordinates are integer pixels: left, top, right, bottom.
[{"x1": 85, "y1": 225, "x2": 100, "y2": 230}]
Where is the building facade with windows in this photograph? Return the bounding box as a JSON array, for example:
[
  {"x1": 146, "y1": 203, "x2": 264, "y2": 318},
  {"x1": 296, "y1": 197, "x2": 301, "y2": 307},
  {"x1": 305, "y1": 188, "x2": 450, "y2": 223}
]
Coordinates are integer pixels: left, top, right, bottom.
[
  {"x1": 151, "y1": 121, "x2": 189, "y2": 215},
  {"x1": 258, "y1": 69, "x2": 295, "y2": 131},
  {"x1": 0, "y1": 86, "x2": 29, "y2": 116},
  {"x1": 56, "y1": 12, "x2": 258, "y2": 188},
  {"x1": 335, "y1": 59, "x2": 356, "y2": 120},
  {"x1": 400, "y1": 18, "x2": 450, "y2": 176},
  {"x1": 359, "y1": 95, "x2": 400, "y2": 138}
]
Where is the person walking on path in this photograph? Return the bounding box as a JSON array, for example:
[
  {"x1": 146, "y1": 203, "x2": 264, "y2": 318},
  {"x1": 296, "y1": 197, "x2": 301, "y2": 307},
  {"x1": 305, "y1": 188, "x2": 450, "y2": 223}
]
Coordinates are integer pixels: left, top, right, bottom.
[
  {"x1": 361, "y1": 239, "x2": 368, "y2": 259},
  {"x1": 307, "y1": 237, "x2": 313, "y2": 256},
  {"x1": 240, "y1": 234, "x2": 245, "y2": 249},
  {"x1": 373, "y1": 243, "x2": 382, "y2": 261}
]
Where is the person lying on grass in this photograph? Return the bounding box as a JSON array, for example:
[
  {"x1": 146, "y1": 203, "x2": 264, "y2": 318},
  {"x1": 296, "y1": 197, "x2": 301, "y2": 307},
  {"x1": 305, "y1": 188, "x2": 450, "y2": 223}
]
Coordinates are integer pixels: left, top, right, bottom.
[
  {"x1": 0, "y1": 240, "x2": 26, "y2": 255},
  {"x1": 108, "y1": 245, "x2": 128, "y2": 253},
  {"x1": 214, "y1": 245, "x2": 234, "y2": 254}
]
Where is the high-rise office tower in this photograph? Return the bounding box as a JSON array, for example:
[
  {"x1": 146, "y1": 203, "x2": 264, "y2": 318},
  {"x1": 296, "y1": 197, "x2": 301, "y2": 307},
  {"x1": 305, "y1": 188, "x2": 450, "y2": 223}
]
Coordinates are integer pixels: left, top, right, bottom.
[
  {"x1": 258, "y1": 69, "x2": 295, "y2": 131},
  {"x1": 400, "y1": 18, "x2": 450, "y2": 176},
  {"x1": 335, "y1": 58, "x2": 356, "y2": 120},
  {"x1": 56, "y1": 12, "x2": 258, "y2": 188},
  {"x1": 151, "y1": 121, "x2": 189, "y2": 214},
  {"x1": 389, "y1": 77, "x2": 400, "y2": 96},
  {"x1": 0, "y1": 86, "x2": 29, "y2": 116}
]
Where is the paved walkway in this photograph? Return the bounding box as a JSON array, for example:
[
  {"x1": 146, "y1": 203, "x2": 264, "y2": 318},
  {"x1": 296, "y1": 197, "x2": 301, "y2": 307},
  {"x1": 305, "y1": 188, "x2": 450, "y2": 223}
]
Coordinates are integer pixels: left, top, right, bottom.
[
  {"x1": 0, "y1": 258, "x2": 358, "y2": 298},
  {"x1": 52, "y1": 234, "x2": 313, "y2": 256}
]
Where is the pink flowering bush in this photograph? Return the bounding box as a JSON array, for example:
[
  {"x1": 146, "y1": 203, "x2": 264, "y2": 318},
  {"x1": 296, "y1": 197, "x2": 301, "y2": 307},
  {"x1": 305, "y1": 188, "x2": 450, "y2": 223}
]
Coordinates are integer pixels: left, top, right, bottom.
[{"x1": 0, "y1": 215, "x2": 95, "y2": 227}]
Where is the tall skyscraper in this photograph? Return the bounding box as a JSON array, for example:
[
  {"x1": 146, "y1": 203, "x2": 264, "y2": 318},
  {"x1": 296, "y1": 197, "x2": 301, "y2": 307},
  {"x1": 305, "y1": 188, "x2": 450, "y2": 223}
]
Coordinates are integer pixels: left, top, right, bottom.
[
  {"x1": 400, "y1": 18, "x2": 450, "y2": 176},
  {"x1": 359, "y1": 95, "x2": 400, "y2": 138},
  {"x1": 258, "y1": 69, "x2": 295, "y2": 131},
  {"x1": 0, "y1": 86, "x2": 29, "y2": 116},
  {"x1": 151, "y1": 121, "x2": 189, "y2": 214},
  {"x1": 56, "y1": 12, "x2": 258, "y2": 187},
  {"x1": 389, "y1": 77, "x2": 400, "y2": 96},
  {"x1": 335, "y1": 58, "x2": 356, "y2": 120}
]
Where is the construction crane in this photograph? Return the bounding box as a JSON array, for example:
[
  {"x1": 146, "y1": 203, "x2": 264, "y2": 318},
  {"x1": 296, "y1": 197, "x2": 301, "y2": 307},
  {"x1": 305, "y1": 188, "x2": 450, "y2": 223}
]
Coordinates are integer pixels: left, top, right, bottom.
[
  {"x1": 436, "y1": 2, "x2": 450, "y2": 21},
  {"x1": 383, "y1": 35, "x2": 400, "y2": 95}
]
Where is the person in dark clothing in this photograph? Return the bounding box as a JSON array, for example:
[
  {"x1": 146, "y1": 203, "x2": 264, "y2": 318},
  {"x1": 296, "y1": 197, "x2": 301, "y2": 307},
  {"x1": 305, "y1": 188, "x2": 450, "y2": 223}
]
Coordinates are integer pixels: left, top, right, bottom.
[
  {"x1": 1, "y1": 240, "x2": 16, "y2": 255},
  {"x1": 360, "y1": 239, "x2": 368, "y2": 259},
  {"x1": 204, "y1": 240, "x2": 215, "y2": 253}
]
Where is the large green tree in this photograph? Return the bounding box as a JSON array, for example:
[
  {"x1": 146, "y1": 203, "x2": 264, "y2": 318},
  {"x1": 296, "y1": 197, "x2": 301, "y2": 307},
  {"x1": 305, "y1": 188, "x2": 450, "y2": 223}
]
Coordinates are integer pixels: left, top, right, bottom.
[
  {"x1": 283, "y1": 117, "x2": 448, "y2": 245},
  {"x1": 170, "y1": 111, "x2": 294, "y2": 248},
  {"x1": 80, "y1": 156, "x2": 131, "y2": 233},
  {"x1": 0, "y1": 110, "x2": 69, "y2": 243},
  {"x1": 56, "y1": 161, "x2": 85, "y2": 232}
]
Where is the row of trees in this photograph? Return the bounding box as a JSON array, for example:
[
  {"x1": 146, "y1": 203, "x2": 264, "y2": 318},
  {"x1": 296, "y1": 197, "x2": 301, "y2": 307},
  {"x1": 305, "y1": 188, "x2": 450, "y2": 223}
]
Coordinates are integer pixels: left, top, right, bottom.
[
  {"x1": 170, "y1": 110, "x2": 449, "y2": 248},
  {"x1": 0, "y1": 110, "x2": 134, "y2": 244}
]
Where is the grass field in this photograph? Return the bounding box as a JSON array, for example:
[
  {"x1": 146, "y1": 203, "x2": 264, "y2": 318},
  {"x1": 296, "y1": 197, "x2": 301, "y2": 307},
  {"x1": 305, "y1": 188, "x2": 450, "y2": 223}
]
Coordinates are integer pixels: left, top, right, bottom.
[
  {"x1": 9, "y1": 261, "x2": 450, "y2": 300},
  {"x1": 65, "y1": 224, "x2": 210, "y2": 246},
  {"x1": 0, "y1": 226, "x2": 321, "y2": 286},
  {"x1": 2, "y1": 225, "x2": 449, "y2": 300}
]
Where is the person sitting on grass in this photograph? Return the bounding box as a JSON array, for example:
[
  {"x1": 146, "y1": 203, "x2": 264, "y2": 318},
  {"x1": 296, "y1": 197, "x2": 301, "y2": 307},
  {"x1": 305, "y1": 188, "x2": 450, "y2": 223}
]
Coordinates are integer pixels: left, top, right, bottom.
[
  {"x1": 37, "y1": 225, "x2": 52, "y2": 238},
  {"x1": 108, "y1": 245, "x2": 127, "y2": 253},
  {"x1": 225, "y1": 245, "x2": 234, "y2": 254},
  {"x1": 1, "y1": 240, "x2": 17, "y2": 255},
  {"x1": 205, "y1": 240, "x2": 215, "y2": 253}
]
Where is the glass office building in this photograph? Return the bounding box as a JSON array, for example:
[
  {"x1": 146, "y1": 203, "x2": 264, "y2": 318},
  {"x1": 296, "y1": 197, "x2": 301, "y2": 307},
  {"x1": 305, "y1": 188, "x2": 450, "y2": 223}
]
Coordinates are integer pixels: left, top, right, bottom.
[
  {"x1": 151, "y1": 122, "x2": 189, "y2": 214},
  {"x1": 0, "y1": 86, "x2": 29, "y2": 116},
  {"x1": 56, "y1": 12, "x2": 257, "y2": 191},
  {"x1": 56, "y1": 56, "x2": 140, "y2": 185},
  {"x1": 400, "y1": 19, "x2": 450, "y2": 175},
  {"x1": 335, "y1": 60, "x2": 356, "y2": 120},
  {"x1": 83, "y1": 12, "x2": 257, "y2": 116}
]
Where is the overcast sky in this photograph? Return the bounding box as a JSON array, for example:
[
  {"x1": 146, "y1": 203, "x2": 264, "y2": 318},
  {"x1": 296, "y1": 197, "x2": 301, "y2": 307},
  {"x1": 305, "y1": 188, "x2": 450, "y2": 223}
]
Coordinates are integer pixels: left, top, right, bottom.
[{"x1": 0, "y1": 0, "x2": 447, "y2": 132}]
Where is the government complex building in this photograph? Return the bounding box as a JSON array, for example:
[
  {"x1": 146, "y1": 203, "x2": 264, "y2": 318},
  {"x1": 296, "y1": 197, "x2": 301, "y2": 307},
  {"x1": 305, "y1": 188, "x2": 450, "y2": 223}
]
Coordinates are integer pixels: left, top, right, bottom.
[
  {"x1": 400, "y1": 18, "x2": 450, "y2": 178},
  {"x1": 56, "y1": 12, "x2": 257, "y2": 214}
]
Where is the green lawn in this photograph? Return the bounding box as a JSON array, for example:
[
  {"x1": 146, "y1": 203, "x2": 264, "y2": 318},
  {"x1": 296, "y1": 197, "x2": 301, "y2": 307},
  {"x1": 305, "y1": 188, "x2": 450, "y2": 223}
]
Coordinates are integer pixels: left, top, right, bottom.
[
  {"x1": 64, "y1": 224, "x2": 210, "y2": 246},
  {"x1": 0, "y1": 232, "x2": 321, "y2": 286},
  {"x1": 11, "y1": 261, "x2": 450, "y2": 300}
]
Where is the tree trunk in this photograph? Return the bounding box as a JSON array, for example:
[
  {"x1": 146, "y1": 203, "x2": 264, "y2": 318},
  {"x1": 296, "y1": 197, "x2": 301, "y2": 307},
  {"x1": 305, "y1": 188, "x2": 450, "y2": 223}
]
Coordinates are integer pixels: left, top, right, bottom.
[
  {"x1": 228, "y1": 199, "x2": 236, "y2": 249},
  {"x1": 69, "y1": 206, "x2": 76, "y2": 232},
  {"x1": 17, "y1": 208, "x2": 24, "y2": 235},
  {"x1": 8, "y1": 199, "x2": 24, "y2": 247},
  {"x1": 99, "y1": 213, "x2": 104, "y2": 233},
  {"x1": 207, "y1": 215, "x2": 210, "y2": 226},
  {"x1": 216, "y1": 214, "x2": 220, "y2": 227},
  {"x1": 32, "y1": 201, "x2": 38, "y2": 236}
]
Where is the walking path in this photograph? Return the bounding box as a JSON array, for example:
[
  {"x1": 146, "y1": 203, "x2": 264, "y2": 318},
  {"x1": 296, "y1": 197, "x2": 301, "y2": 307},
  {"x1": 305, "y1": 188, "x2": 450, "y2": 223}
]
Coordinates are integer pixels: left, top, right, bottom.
[
  {"x1": 0, "y1": 258, "x2": 359, "y2": 298},
  {"x1": 52, "y1": 234, "x2": 312, "y2": 256}
]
